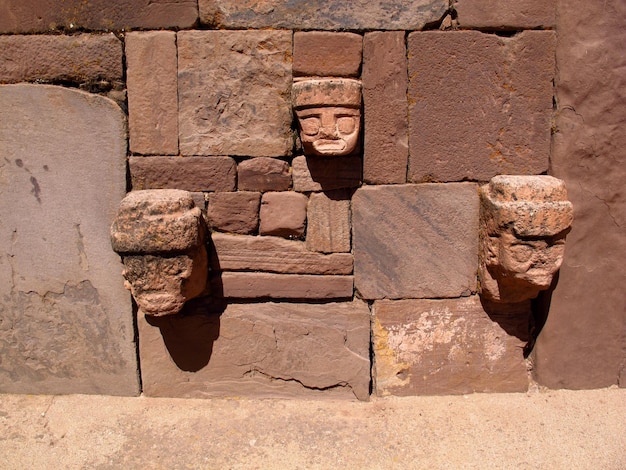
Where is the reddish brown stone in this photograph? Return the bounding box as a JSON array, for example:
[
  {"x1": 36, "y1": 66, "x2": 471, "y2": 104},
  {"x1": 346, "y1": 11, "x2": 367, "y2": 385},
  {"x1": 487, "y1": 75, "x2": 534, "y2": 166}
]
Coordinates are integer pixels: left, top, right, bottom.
[
  {"x1": 259, "y1": 192, "x2": 308, "y2": 239},
  {"x1": 237, "y1": 157, "x2": 291, "y2": 192},
  {"x1": 455, "y1": 0, "x2": 556, "y2": 29},
  {"x1": 292, "y1": 155, "x2": 362, "y2": 192},
  {"x1": 138, "y1": 300, "x2": 370, "y2": 400},
  {"x1": 0, "y1": 34, "x2": 122, "y2": 84},
  {"x1": 217, "y1": 273, "x2": 353, "y2": 300},
  {"x1": 373, "y1": 297, "x2": 528, "y2": 396},
  {"x1": 130, "y1": 156, "x2": 236, "y2": 192},
  {"x1": 363, "y1": 31, "x2": 408, "y2": 184},
  {"x1": 126, "y1": 32, "x2": 178, "y2": 156},
  {"x1": 0, "y1": 0, "x2": 197, "y2": 33},
  {"x1": 293, "y1": 32, "x2": 362, "y2": 77},
  {"x1": 306, "y1": 191, "x2": 351, "y2": 254},
  {"x1": 211, "y1": 233, "x2": 353, "y2": 275},
  {"x1": 353, "y1": 184, "x2": 479, "y2": 300},
  {"x1": 207, "y1": 192, "x2": 260, "y2": 235},
  {"x1": 408, "y1": 31, "x2": 556, "y2": 182}
]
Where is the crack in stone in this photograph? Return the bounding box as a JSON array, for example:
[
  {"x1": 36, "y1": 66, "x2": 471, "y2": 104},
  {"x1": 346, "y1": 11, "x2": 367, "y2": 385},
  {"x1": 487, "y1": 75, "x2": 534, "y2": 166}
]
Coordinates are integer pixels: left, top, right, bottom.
[{"x1": 242, "y1": 368, "x2": 351, "y2": 392}]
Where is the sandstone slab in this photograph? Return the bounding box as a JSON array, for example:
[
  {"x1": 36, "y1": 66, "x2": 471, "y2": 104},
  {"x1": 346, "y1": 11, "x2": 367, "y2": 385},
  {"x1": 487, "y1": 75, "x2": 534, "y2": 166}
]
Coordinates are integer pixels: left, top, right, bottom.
[
  {"x1": 0, "y1": 0, "x2": 197, "y2": 33},
  {"x1": 207, "y1": 192, "x2": 260, "y2": 235},
  {"x1": 237, "y1": 157, "x2": 291, "y2": 192},
  {"x1": 139, "y1": 300, "x2": 370, "y2": 400},
  {"x1": 0, "y1": 84, "x2": 138, "y2": 395},
  {"x1": 292, "y1": 155, "x2": 362, "y2": 192},
  {"x1": 373, "y1": 297, "x2": 528, "y2": 396},
  {"x1": 200, "y1": 0, "x2": 448, "y2": 30},
  {"x1": 178, "y1": 31, "x2": 293, "y2": 157},
  {"x1": 211, "y1": 233, "x2": 353, "y2": 275},
  {"x1": 353, "y1": 184, "x2": 479, "y2": 299},
  {"x1": 293, "y1": 32, "x2": 362, "y2": 77},
  {"x1": 408, "y1": 31, "x2": 556, "y2": 182},
  {"x1": 306, "y1": 191, "x2": 352, "y2": 254},
  {"x1": 0, "y1": 34, "x2": 122, "y2": 84},
  {"x1": 363, "y1": 31, "x2": 408, "y2": 184},
  {"x1": 129, "y1": 156, "x2": 236, "y2": 192},
  {"x1": 455, "y1": 0, "x2": 556, "y2": 29},
  {"x1": 259, "y1": 192, "x2": 308, "y2": 238},
  {"x1": 126, "y1": 32, "x2": 178, "y2": 155}
]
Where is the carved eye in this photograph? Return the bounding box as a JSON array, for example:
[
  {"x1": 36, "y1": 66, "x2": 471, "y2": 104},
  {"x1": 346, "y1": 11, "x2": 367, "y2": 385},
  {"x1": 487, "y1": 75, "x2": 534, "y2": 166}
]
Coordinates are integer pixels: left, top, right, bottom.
[
  {"x1": 337, "y1": 116, "x2": 356, "y2": 134},
  {"x1": 509, "y1": 243, "x2": 534, "y2": 263},
  {"x1": 300, "y1": 117, "x2": 320, "y2": 136}
]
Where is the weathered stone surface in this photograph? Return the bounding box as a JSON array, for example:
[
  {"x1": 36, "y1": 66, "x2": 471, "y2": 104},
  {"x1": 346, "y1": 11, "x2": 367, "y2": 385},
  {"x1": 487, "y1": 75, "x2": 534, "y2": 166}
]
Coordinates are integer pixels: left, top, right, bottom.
[
  {"x1": 200, "y1": 0, "x2": 448, "y2": 30},
  {"x1": 363, "y1": 31, "x2": 408, "y2": 185},
  {"x1": 259, "y1": 192, "x2": 308, "y2": 239},
  {"x1": 207, "y1": 192, "x2": 260, "y2": 235},
  {"x1": 373, "y1": 297, "x2": 528, "y2": 396},
  {"x1": 211, "y1": 233, "x2": 353, "y2": 275},
  {"x1": 0, "y1": 0, "x2": 197, "y2": 33},
  {"x1": 129, "y1": 156, "x2": 236, "y2": 192},
  {"x1": 292, "y1": 155, "x2": 362, "y2": 192},
  {"x1": 0, "y1": 34, "x2": 122, "y2": 84},
  {"x1": 532, "y1": 0, "x2": 626, "y2": 389},
  {"x1": 138, "y1": 300, "x2": 370, "y2": 400},
  {"x1": 306, "y1": 191, "x2": 351, "y2": 254},
  {"x1": 217, "y1": 273, "x2": 354, "y2": 299},
  {"x1": 408, "y1": 31, "x2": 556, "y2": 182},
  {"x1": 237, "y1": 157, "x2": 291, "y2": 192},
  {"x1": 178, "y1": 31, "x2": 293, "y2": 157},
  {"x1": 0, "y1": 84, "x2": 138, "y2": 395},
  {"x1": 293, "y1": 32, "x2": 362, "y2": 77},
  {"x1": 126, "y1": 32, "x2": 178, "y2": 155},
  {"x1": 455, "y1": 0, "x2": 556, "y2": 29},
  {"x1": 353, "y1": 184, "x2": 479, "y2": 299}
]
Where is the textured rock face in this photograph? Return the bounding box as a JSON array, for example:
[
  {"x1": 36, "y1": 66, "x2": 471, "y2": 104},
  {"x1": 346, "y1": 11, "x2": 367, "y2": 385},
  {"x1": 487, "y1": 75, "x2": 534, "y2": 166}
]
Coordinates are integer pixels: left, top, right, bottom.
[
  {"x1": 139, "y1": 300, "x2": 371, "y2": 400},
  {"x1": 532, "y1": 0, "x2": 626, "y2": 389},
  {"x1": 455, "y1": 0, "x2": 556, "y2": 29},
  {"x1": 373, "y1": 297, "x2": 528, "y2": 396},
  {"x1": 237, "y1": 157, "x2": 291, "y2": 192},
  {"x1": 292, "y1": 155, "x2": 362, "y2": 192},
  {"x1": 293, "y1": 32, "x2": 362, "y2": 77},
  {"x1": 207, "y1": 192, "x2": 260, "y2": 235},
  {"x1": 353, "y1": 184, "x2": 479, "y2": 299},
  {"x1": 177, "y1": 30, "x2": 293, "y2": 157},
  {"x1": 408, "y1": 31, "x2": 556, "y2": 182},
  {"x1": 200, "y1": 0, "x2": 448, "y2": 30},
  {"x1": 0, "y1": 84, "x2": 138, "y2": 395},
  {"x1": 306, "y1": 191, "x2": 352, "y2": 254},
  {"x1": 259, "y1": 192, "x2": 308, "y2": 238}
]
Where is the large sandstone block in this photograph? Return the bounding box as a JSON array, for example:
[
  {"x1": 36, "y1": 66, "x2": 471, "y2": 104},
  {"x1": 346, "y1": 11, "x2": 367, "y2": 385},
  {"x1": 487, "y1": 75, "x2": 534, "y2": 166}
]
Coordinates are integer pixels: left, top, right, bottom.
[
  {"x1": 373, "y1": 297, "x2": 528, "y2": 396},
  {"x1": 455, "y1": 0, "x2": 556, "y2": 29},
  {"x1": 259, "y1": 192, "x2": 308, "y2": 238},
  {"x1": 0, "y1": 84, "x2": 138, "y2": 395},
  {"x1": 207, "y1": 192, "x2": 260, "y2": 235},
  {"x1": 363, "y1": 31, "x2": 408, "y2": 184},
  {"x1": 353, "y1": 184, "x2": 479, "y2": 299},
  {"x1": 126, "y1": 32, "x2": 178, "y2": 155},
  {"x1": 178, "y1": 31, "x2": 293, "y2": 157},
  {"x1": 293, "y1": 32, "x2": 362, "y2": 77},
  {"x1": 0, "y1": 0, "x2": 197, "y2": 33},
  {"x1": 237, "y1": 157, "x2": 291, "y2": 192},
  {"x1": 139, "y1": 300, "x2": 370, "y2": 400},
  {"x1": 306, "y1": 191, "x2": 352, "y2": 254},
  {"x1": 292, "y1": 155, "x2": 362, "y2": 192},
  {"x1": 0, "y1": 34, "x2": 122, "y2": 84},
  {"x1": 200, "y1": 0, "x2": 448, "y2": 30},
  {"x1": 408, "y1": 31, "x2": 556, "y2": 182}
]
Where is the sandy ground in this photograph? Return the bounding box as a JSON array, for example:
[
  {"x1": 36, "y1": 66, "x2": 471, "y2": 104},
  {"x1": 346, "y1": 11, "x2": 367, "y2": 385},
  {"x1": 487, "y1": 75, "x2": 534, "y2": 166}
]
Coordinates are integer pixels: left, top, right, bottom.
[{"x1": 1, "y1": 387, "x2": 624, "y2": 469}]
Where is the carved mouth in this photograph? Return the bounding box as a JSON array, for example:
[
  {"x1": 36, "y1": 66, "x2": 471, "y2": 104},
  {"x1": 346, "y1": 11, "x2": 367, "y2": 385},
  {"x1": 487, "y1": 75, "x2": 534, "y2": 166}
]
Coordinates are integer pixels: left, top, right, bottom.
[
  {"x1": 137, "y1": 293, "x2": 184, "y2": 316},
  {"x1": 313, "y1": 139, "x2": 346, "y2": 152}
]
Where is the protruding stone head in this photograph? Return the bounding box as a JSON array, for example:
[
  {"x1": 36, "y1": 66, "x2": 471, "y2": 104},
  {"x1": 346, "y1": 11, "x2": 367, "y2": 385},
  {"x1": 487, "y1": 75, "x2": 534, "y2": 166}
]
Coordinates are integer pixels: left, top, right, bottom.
[
  {"x1": 111, "y1": 189, "x2": 208, "y2": 316},
  {"x1": 292, "y1": 78, "x2": 362, "y2": 157},
  {"x1": 479, "y1": 175, "x2": 573, "y2": 303}
]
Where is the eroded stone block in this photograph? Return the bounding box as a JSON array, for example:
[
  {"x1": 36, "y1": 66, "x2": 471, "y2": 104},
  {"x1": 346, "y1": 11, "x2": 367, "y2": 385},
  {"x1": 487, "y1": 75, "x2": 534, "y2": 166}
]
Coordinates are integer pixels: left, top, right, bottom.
[
  {"x1": 237, "y1": 157, "x2": 291, "y2": 192},
  {"x1": 259, "y1": 192, "x2": 308, "y2": 239},
  {"x1": 306, "y1": 191, "x2": 352, "y2": 253},
  {"x1": 455, "y1": 0, "x2": 556, "y2": 29},
  {"x1": 207, "y1": 192, "x2": 260, "y2": 235},
  {"x1": 293, "y1": 32, "x2": 362, "y2": 77},
  {"x1": 292, "y1": 155, "x2": 362, "y2": 192}
]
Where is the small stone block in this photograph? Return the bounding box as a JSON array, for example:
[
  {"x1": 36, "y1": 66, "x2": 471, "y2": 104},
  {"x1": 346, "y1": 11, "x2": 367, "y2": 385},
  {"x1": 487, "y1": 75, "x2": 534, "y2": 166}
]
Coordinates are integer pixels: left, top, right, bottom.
[
  {"x1": 455, "y1": 0, "x2": 556, "y2": 29},
  {"x1": 292, "y1": 155, "x2": 362, "y2": 192},
  {"x1": 259, "y1": 191, "x2": 308, "y2": 239},
  {"x1": 237, "y1": 157, "x2": 291, "y2": 192},
  {"x1": 306, "y1": 191, "x2": 351, "y2": 253},
  {"x1": 207, "y1": 192, "x2": 260, "y2": 235},
  {"x1": 293, "y1": 32, "x2": 362, "y2": 77}
]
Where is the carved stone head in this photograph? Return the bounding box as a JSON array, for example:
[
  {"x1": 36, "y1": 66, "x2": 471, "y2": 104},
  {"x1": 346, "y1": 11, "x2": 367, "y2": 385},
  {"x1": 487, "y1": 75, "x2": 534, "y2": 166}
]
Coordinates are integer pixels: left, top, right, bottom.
[
  {"x1": 292, "y1": 78, "x2": 362, "y2": 157},
  {"x1": 110, "y1": 190, "x2": 208, "y2": 316},
  {"x1": 479, "y1": 175, "x2": 574, "y2": 303}
]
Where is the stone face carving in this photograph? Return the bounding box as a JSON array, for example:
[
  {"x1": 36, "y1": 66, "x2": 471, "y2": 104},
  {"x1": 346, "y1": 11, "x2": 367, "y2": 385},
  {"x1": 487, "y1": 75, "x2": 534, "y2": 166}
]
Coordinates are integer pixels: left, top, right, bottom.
[
  {"x1": 292, "y1": 78, "x2": 362, "y2": 157},
  {"x1": 111, "y1": 189, "x2": 208, "y2": 316},
  {"x1": 479, "y1": 175, "x2": 573, "y2": 303}
]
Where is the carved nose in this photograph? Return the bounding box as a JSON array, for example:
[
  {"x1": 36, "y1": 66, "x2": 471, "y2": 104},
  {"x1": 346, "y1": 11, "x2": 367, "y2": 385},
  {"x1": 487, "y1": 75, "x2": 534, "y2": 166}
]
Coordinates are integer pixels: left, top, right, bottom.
[{"x1": 318, "y1": 125, "x2": 338, "y2": 139}]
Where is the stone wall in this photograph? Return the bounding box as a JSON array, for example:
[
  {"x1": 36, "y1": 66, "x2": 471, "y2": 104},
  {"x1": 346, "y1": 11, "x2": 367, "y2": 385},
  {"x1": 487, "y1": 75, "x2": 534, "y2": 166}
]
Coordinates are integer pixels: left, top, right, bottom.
[{"x1": 0, "y1": 0, "x2": 623, "y2": 398}]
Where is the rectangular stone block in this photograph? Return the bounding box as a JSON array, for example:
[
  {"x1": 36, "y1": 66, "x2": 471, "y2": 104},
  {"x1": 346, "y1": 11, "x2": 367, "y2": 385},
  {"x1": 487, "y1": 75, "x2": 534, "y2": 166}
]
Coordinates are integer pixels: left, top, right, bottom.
[
  {"x1": 178, "y1": 31, "x2": 293, "y2": 157},
  {"x1": 0, "y1": 34, "x2": 122, "y2": 84},
  {"x1": 292, "y1": 155, "x2": 362, "y2": 192},
  {"x1": 363, "y1": 31, "x2": 408, "y2": 184},
  {"x1": 259, "y1": 192, "x2": 308, "y2": 239},
  {"x1": 211, "y1": 233, "x2": 353, "y2": 275},
  {"x1": 200, "y1": 0, "x2": 448, "y2": 30},
  {"x1": 455, "y1": 0, "x2": 556, "y2": 29},
  {"x1": 408, "y1": 31, "x2": 556, "y2": 182},
  {"x1": 373, "y1": 297, "x2": 528, "y2": 396},
  {"x1": 126, "y1": 32, "x2": 178, "y2": 156},
  {"x1": 0, "y1": 0, "x2": 198, "y2": 33},
  {"x1": 237, "y1": 157, "x2": 291, "y2": 192},
  {"x1": 139, "y1": 300, "x2": 371, "y2": 400},
  {"x1": 306, "y1": 191, "x2": 351, "y2": 253},
  {"x1": 217, "y1": 273, "x2": 354, "y2": 300},
  {"x1": 353, "y1": 183, "x2": 479, "y2": 299},
  {"x1": 207, "y1": 192, "x2": 260, "y2": 235},
  {"x1": 129, "y1": 156, "x2": 236, "y2": 192},
  {"x1": 294, "y1": 32, "x2": 362, "y2": 77}
]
